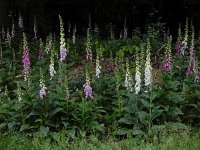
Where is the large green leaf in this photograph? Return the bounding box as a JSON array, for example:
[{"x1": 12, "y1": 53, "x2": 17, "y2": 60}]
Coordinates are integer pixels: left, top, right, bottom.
[{"x1": 138, "y1": 111, "x2": 148, "y2": 125}]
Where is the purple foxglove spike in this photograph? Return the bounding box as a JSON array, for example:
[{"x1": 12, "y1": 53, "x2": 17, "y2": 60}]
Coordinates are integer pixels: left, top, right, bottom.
[
  {"x1": 83, "y1": 84, "x2": 92, "y2": 99},
  {"x1": 22, "y1": 50, "x2": 30, "y2": 73},
  {"x1": 189, "y1": 46, "x2": 194, "y2": 56},
  {"x1": 39, "y1": 87, "x2": 47, "y2": 99},
  {"x1": 194, "y1": 74, "x2": 199, "y2": 83},
  {"x1": 186, "y1": 66, "x2": 193, "y2": 76},
  {"x1": 60, "y1": 46, "x2": 67, "y2": 62},
  {"x1": 38, "y1": 49, "x2": 43, "y2": 59},
  {"x1": 162, "y1": 59, "x2": 172, "y2": 71},
  {"x1": 175, "y1": 43, "x2": 182, "y2": 54}
]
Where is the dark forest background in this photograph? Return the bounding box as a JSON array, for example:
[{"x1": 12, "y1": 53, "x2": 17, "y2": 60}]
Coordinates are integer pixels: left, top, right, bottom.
[{"x1": 1, "y1": 0, "x2": 200, "y2": 37}]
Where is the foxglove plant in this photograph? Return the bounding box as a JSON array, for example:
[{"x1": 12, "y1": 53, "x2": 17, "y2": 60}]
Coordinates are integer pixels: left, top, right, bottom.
[
  {"x1": 186, "y1": 25, "x2": 195, "y2": 76},
  {"x1": 39, "y1": 68, "x2": 47, "y2": 99},
  {"x1": 34, "y1": 16, "x2": 37, "y2": 39},
  {"x1": 11, "y1": 19, "x2": 15, "y2": 38},
  {"x1": 18, "y1": 13, "x2": 23, "y2": 29},
  {"x1": 64, "y1": 75, "x2": 70, "y2": 99},
  {"x1": 72, "y1": 24, "x2": 76, "y2": 44},
  {"x1": 124, "y1": 58, "x2": 133, "y2": 92},
  {"x1": 38, "y1": 38, "x2": 44, "y2": 59},
  {"x1": 49, "y1": 44, "x2": 56, "y2": 79},
  {"x1": 135, "y1": 49, "x2": 141, "y2": 94},
  {"x1": 140, "y1": 43, "x2": 145, "y2": 68},
  {"x1": 68, "y1": 20, "x2": 71, "y2": 33},
  {"x1": 180, "y1": 18, "x2": 188, "y2": 55},
  {"x1": 144, "y1": 38, "x2": 152, "y2": 87},
  {"x1": 22, "y1": 33, "x2": 30, "y2": 81},
  {"x1": 5, "y1": 29, "x2": 11, "y2": 48},
  {"x1": 193, "y1": 58, "x2": 199, "y2": 83},
  {"x1": 94, "y1": 23, "x2": 99, "y2": 36},
  {"x1": 17, "y1": 82, "x2": 22, "y2": 102},
  {"x1": 86, "y1": 28, "x2": 92, "y2": 61},
  {"x1": 162, "y1": 36, "x2": 172, "y2": 71},
  {"x1": 83, "y1": 70, "x2": 93, "y2": 99},
  {"x1": 95, "y1": 50, "x2": 101, "y2": 78},
  {"x1": 0, "y1": 39, "x2": 2, "y2": 59},
  {"x1": 115, "y1": 59, "x2": 120, "y2": 92},
  {"x1": 1, "y1": 26, "x2": 5, "y2": 39},
  {"x1": 45, "y1": 33, "x2": 53, "y2": 54},
  {"x1": 4, "y1": 85, "x2": 9, "y2": 100},
  {"x1": 175, "y1": 24, "x2": 182, "y2": 54},
  {"x1": 59, "y1": 15, "x2": 67, "y2": 62},
  {"x1": 123, "y1": 18, "x2": 127, "y2": 38},
  {"x1": 110, "y1": 23, "x2": 115, "y2": 39}
]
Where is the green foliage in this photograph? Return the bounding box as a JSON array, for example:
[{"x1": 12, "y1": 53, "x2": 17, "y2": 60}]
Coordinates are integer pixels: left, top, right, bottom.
[{"x1": 0, "y1": 22, "x2": 200, "y2": 142}]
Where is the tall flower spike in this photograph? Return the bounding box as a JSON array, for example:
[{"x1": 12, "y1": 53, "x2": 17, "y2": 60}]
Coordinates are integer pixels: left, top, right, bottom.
[
  {"x1": 83, "y1": 70, "x2": 93, "y2": 99},
  {"x1": 1, "y1": 26, "x2": 5, "y2": 39},
  {"x1": 11, "y1": 19, "x2": 15, "y2": 38},
  {"x1": 186, "y1": 25, "x2": 195, "y2": 76},
  {"x1": 18, "y1": 13, "x2": 23, "y2": 29},
  {"x1": 94, "y1": 23, "x2": 99, "y2": 35},
  {"x1": 72, "y1": 24, "x2": 76, "y2": 44},
  {"x1": 68, "y1": 20, "x2": 71, "y2": 33},
  {"x1": 64, "y1": 75, "x2": 70, "y2": 99},
  {"x1": 0, "y1": 39, "x2": 2, "y2": 59},
  {"x1": 4, "y1": 85, "x2": 9, "y2": 100},
  {"x1": 22, "y1": 33, "x2": 30, "y2": 81},
  {"x1": 181, "y1": 18, "x2": 188, "y2": 55},
  {"x1": 123, "y1": 18, "x2": 127, "y2": 38},
  {"x1": 162, "y1": 36, "x2": 172, "y2": 71},
  {"x1": 59, "y1": 15, "x2": 67, "y2": 62},
  {"x1": 110, "y1": 23, "x2": 115, "y2": 39},
  {"x1": 17, "y1": 82, "x2": 22, "y2": 102},
  {"x1": 39, "y1": 67, "x2": 47, "y2": 99},
  {"x1": 49, "y1": 44, "x2": 56, "y2": 79},
  {"x1": 86, "y1": 28, "x2": 92, "y2": 61},
  {"x1": 124, "y1": 58, "x2": 133, "y2": 92},
  {"x1": 115, "y1": 58, "x2": 120, "y2": 92},
  {"x1": 88, "y1": 13, "x2": 91, "y2": 29},
  {"x1": 144, "y1": 38, "x2": 152, "y2": 87},
  {"x1": 5, "y1": 29, "x2": 11, "y2": 48},
  {"x1": 95, "y1": 49, "x2": 101, "y2": 78},
  {"x1": 45, "y1": 33, "x2": 53, "y2": 54},
  {"x1": 193, "y1": 57, "x2": 199, "y2": 83},
  {"x1": 34, "y1": 16, "x2": 37, "y2": 39},
  {"x1": 176, "y1": 24, "x2": 182, "y2": 54},
  {"x1": 135, "y1": 48, "x2": 141, "y2": 94},
  {"x1": 38, "y1": 38, "x2": 44, "y2": 59}
]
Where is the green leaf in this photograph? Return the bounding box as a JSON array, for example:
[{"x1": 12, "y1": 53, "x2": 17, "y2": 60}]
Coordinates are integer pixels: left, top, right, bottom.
[
  {"x1": 140, "y1": 99, "x2": 150, "y2": 108},
  {"x1": 131, "y1": 129, "x2": 144, "y2": 136},
  {"x1": 118, "y1": 115, "x2": 134, "y2": 125},
  {"x1": 49, "y1": 107, "x2": 64, "y2": 118},
  {"x1": 0, "y1": 123, "x2": 7, "y2": 130},
  {"x1": 166, "y1": 93, "x2": 184, "y2": 103},
  {"x1": 8, "y1": 122, "x2": 17, "y2": 130},
  {"x1": 37, "y1": 126, "x2": 49, "y2": 138},
  {"x1": 20, "y1": 124, "x2": 30, "y2": 132},
  {"x1": 152, "y1": 106, "x2": 163, "y2": 120},
  {"x1": 67, "y1": 129, "x2": 76, "y2": 139},
  {"x1": 51, "y1": 132, "x2": 61, "y2": 143},
  {"x1": 113, "y1": 128, "x2": 129, "y2": 136},
  {"x1": 151, "y1": 125, "x2": 165, "y2": 132},
  {"x1": 29, "y1": 111, "x2": 40, "y2": 116},
  {"x1": 169, "y1": 107, "x2": 183, "y2": 116},
  {"x1": 166, "y1": 122, "x2": 188, "y2": 130},
  {"x1": 138, "y1": 111, "x2": 148, "y2": 125},
  {"x1": 95, "y1": 124, "x2": 105, "y2": 134}
]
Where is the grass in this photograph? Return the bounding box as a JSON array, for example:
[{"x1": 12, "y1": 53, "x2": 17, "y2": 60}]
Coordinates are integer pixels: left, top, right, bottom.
[{"x1": 0, "y1": 131, "x2": 200, "y2": 150}]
